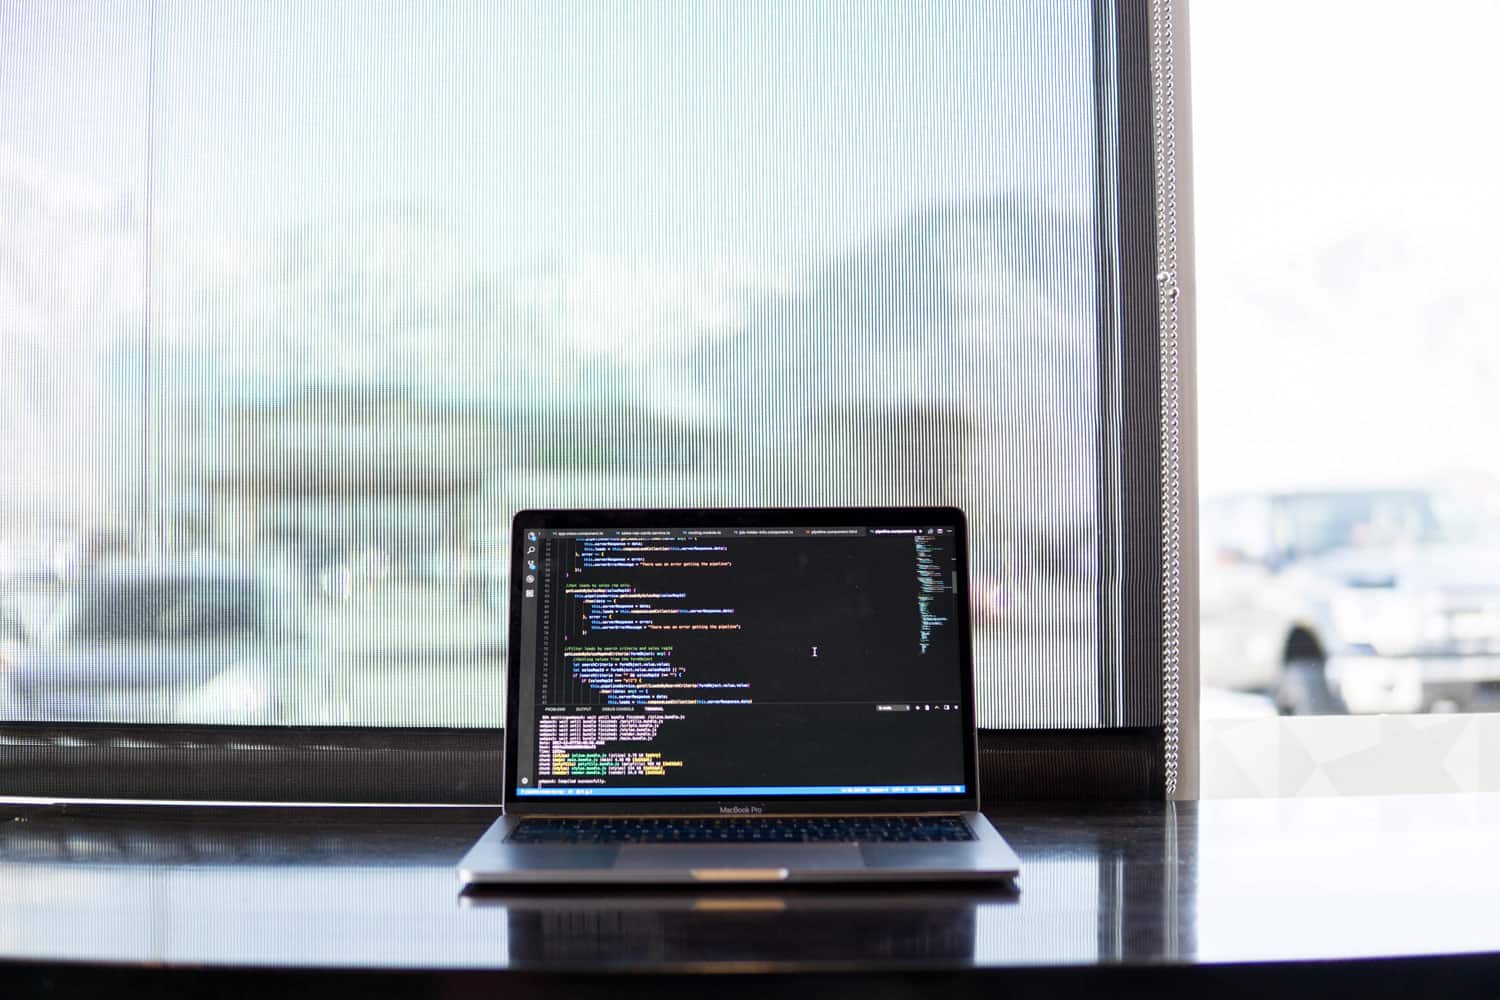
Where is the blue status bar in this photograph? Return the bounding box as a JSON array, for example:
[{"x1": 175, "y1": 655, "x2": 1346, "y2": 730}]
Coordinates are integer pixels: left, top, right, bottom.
[{"x1": 514, "y1": 784, "x2": 966, "y2": 798}]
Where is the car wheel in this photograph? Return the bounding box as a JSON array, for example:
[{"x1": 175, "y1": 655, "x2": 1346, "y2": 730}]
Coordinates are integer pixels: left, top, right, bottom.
[{"x1": 1275, "y1": 658, "x2": 1346, "y2": 715}]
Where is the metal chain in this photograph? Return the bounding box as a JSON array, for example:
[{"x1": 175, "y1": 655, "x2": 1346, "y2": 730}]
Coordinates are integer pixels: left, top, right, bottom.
[{"x1": 1150, "y1": 0, "x2": 1183, "y2": 797}]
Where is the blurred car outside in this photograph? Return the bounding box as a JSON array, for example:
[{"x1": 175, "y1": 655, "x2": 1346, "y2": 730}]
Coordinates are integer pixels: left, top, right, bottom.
[
  {"x1": 314, "y1": 545, "x2": 393, "y2": 602},
  {"x1": 0, "y1": 555, "x2": 328, "y2": 725},
  {"x1": 0, "y1": 534, "x2": 81, "y2": 639},
  {"x1": 0, "y1": 601, "x2": 27, "y2": 671},
  {"x1": 970, "y1": 523, "x2": 1094, "y2": 630},
  {"x1": 1200, "y1": 488, "x2": 1500, "y2": 714},
  {"x1": 0, "y1": 604, "x2": 25, "y2": 717},
  {"x1": 970, "y1": 569, "x2": 1011, "y2": 626},
  {"x1": 421, "y1": 537, "x2": 509, "y2": 613}
]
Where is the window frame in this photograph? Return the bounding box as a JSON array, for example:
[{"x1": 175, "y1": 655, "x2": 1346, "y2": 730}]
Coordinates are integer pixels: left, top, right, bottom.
[{"x1": 0, "y1": 0, "x2": 1189, "y2": 805}]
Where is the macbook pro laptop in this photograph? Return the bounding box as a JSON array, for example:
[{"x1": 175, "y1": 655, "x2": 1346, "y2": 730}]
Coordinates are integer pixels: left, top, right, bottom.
[{"x1": 458, "y1": 506, "x2": 1021, "y2": 885}]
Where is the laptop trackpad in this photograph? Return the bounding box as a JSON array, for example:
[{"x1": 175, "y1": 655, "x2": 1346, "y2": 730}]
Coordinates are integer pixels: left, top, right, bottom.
[{"x1": 616, "y1": 844, "x2": 862, "y2": 878}]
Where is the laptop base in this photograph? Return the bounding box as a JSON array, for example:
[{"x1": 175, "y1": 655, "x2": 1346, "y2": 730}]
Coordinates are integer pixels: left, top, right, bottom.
[{"x1": 458, "y1": 811, "x2": 1021, "y2": 885}]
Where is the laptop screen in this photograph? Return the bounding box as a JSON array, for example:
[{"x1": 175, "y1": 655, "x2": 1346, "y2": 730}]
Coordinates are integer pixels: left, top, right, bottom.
[{"x1": 507, "y1": 509, "x2": 975, "y2": 805}]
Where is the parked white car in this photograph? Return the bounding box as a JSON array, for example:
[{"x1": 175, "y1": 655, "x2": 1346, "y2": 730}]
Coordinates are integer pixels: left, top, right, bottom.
[
  {"x1": 1, "y1": 555, "x2": 325, "y2": 725},
  {"x1": 1200, "y1": 489, "x2": 1500, "y2": 714}
]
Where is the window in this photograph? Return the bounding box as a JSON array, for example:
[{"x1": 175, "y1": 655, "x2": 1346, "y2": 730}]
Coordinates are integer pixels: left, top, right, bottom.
[
  {"x1": 1192, "y1": 0, "x2": 1500, "y2": 795},
  {"x1": 1, "y1": 2, "x2": 1178, "y2": 801}
]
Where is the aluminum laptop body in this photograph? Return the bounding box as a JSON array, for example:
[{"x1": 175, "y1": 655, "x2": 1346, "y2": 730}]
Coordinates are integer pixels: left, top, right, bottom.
[{"x1": 458, "y1": 506, "x2": 1021, "y2": 885}]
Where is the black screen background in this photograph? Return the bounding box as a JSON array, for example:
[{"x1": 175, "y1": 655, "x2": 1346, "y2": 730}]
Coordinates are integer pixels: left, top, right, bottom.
[{"x1": 525, "y1": 529, "x2": 968, "y2": 791}]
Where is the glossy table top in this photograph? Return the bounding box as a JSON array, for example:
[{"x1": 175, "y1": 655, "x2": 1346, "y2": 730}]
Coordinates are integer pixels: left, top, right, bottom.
[{"x1": 1, "y1": 794, "x2": 1498, "y2": 973}]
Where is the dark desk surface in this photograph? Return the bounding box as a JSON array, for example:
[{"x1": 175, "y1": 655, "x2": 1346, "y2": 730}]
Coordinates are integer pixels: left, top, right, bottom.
[{"x1": 2, "y1": 794, "x2": 1499, "y2": 993}]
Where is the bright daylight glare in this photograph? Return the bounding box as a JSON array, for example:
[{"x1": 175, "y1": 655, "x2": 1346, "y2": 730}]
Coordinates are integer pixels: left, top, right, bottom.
[{"x1": 1192, "y1": 0, "x2": 1500, "y2": 720}]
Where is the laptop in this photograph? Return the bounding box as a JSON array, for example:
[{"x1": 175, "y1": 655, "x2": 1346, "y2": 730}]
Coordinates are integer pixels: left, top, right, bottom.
[{"x1": 458, "y1": 506, "x2": 1021, "y2": 885}]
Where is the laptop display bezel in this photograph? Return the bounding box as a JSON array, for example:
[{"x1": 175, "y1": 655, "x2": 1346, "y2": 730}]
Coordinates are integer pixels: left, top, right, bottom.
[{"x1": 502, "y1": 506, "x2": 981, "y2": 816}]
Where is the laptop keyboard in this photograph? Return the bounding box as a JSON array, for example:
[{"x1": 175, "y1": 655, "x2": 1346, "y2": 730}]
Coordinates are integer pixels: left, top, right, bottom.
[{"x1": 508, "y1": 815, "x2": 975, "y2": 845}]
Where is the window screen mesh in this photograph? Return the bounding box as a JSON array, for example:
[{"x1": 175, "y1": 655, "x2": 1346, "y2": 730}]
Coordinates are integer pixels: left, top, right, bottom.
[{"x1": 1, "y1": 1, "x2": 1105, "y2": 730}]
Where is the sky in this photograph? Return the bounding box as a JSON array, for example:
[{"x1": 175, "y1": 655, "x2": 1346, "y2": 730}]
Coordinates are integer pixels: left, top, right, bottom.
[
  {"x1": 1, "y1": 1, "x2": 1093, "y2": 269},
  {"x1": 0, "y1": 0, "x2": 1101, "y2": 517},
  {"x1": 10, "y1": 1, "x2": 1497, "y2": 509},
  {"x1": 1189, "y1": 0, "x2": 1500, "y2": 497}
]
